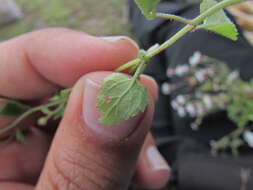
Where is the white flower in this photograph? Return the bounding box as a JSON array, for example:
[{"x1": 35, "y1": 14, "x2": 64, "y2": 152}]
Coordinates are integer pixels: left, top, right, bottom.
[
  {"x1": 186, "y1": 103, "x2": 196, "y2": 117},
  {"x1": 189, "y1": 51, "x2": 202, "y2": 66},
  {"x1": 243, "y1": 130, "x2": 253, "y2": 148},
  {"x1": 161, "y1": 82, "x2": 171, "y2": 95},
  {"x1": 176, "y1": 65, "x2": 190, "y2": 76},
  {"x1": 227, "y1": 71, "x2": 239, "y2": 82},
  {"x1": 177, "y1": 107, "x2": 186, "y2": 117},
  {"x1": 195, "y1": 71, "x2": 206, "y2": 83},
  {"x1": 175, "y1": 65, "x2": 189, "y2": 76},
  {"x1": 191, "y1": 123, "x2": 199, "y2": 131},
  {"x1": 176, "y1": 95, "x2": 186, "y2": 104},
  {"x1": 171, "y1": 100, "x2": 179, "y2": 110},
  {"x1": 203, "y1": 95, "x2": 213, "y2": 109},
  {"x1": 166, "y1": 68, "x2": 175, "y2": 77}
]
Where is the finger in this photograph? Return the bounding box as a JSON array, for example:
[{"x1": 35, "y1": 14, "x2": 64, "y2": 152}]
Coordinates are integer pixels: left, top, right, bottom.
[
  {"x1": 0, "y1": 28, "x2": 138, "y2": 100},
  {"x1": 0, "y1": 127, "x2": 51, "y2": 184},
  {"x1": 0, "y1": 28, "x2": 138, "y2": 136},
  {"x1": 132, "y1": 133, "x2": 171, "y2": 189},
  {"x1": 0, "y1": 182, "x2": 33, "y2": 190},
  {"x1": 36, "y1": 71, "x2": 156, "y2": 190}
]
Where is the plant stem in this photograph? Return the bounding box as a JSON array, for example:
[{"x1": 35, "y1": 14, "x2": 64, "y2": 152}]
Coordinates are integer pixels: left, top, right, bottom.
[
  {"x1": 0, "y1": 99, "x2": 65, "y2": 134},
  {"x1": 146, "y1": 0, "x2": 243, "y2": 59},
  {"x1": 133, "y1": 61, "x2": 146, "y2": 80},
  {"x1": 115, "y1": 58, "x2": 141, "y2": 72},
  {"x1": 146, "y1": 24, "x2": 193, "y2": 58},
  {"x1": 211, "y1": 126, "x2": 245, "y2": 155},
  {"x1": 156, "y1": 13, "x2": 193, "y2": 25}
]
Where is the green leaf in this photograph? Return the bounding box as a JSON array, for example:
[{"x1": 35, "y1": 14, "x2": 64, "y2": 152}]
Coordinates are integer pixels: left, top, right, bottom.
[
  {"x1": 15, "y1": 128, "x2": 26, "y2": 144},
  {"x1": 198, "y1": 0, "x2": 238, "y2": 40},
  {"x1": 60, "y1": 88, "x2": 71, "y2": 99},
  {"x1": 97, "y1": 73, "x2": 149, "y2": 126},
  {"x1": 41, "y1": 107, "x2": 52, "y2": 115},
  {"x1": 134, "y1": 0, "x2": 160, "y2": 20},
  {"x1": 0, "y1": 100, "x2": 27, "y2": 116}
]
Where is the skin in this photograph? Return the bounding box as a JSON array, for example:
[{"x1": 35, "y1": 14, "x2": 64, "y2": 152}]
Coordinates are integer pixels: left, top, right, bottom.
[{"x1": 0, "y1": 28, "x2": 170, "y2": 190}]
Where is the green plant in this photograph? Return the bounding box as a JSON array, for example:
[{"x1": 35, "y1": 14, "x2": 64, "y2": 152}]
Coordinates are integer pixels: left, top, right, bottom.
[
  {"x1": 167, "y1": 54, "x2": 253, "y2": 156},
  {"x1": 0, "y1": 0, "x2": 243, "y2": 144}
]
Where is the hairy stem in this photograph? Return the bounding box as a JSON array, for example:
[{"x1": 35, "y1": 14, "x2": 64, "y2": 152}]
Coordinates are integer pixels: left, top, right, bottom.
[
  {"x1": 156, "y1": 13, "x2": 193, "y2": 25},
  {"x1": 115, "y1": 58, "x2": 141, "y2": 72},
  {"x1": 133, "y1": 61, "x2": 147, "y2": 80},
  {"x1": 146, "y1": 0, "x2": 243, "y2": 59},
  {"x1": 0, "y1": 99, "x2": 65, "y2": 134}
]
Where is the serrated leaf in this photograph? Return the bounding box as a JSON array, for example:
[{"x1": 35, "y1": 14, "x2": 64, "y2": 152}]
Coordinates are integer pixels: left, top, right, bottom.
[
  {"x1": 0, "y1": 100, "x2": 27, "y2": 116},
  {"x1": 134, "y1": 0, "x2": 160, "y2": 20},
  {"x1": 97, "y1": 73, "x2": 149, "y2": 126},
  {"x1": 198, "y1": 0, "x2": 238, "y2": 40}
]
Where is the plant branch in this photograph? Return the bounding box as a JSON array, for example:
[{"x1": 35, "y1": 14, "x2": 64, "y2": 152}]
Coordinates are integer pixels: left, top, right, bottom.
[
  {"x1": 211, "y1": 126, "x2": 245, "y2": 155},
  {"x1": 0, "y1": 99, "x2": 65, "y2": 134},
  {"x1": 156, "y1": 13, "x2": 193, "y2": 25},
  {"x1": 146, "y1": 0, "x2": 243, "y2": 59},
  {"x1": 133, "y1": 61, "x2": 147, "y2": 80},
  {"x1": 115, "y1": 58, "x2": 141, "y2": 72}
]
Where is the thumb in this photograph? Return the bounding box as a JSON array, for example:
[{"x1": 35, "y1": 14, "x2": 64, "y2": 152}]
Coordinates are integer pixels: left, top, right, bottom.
[{"x1": 36, "y1": 72, "x2": 156, "y2": 190}]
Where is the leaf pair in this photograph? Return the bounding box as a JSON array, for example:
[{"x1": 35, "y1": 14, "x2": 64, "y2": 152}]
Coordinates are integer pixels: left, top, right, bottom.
[
  {"x1": 135, "y1": 0, "x2": 238, "y2": 40},
  {"x1": 97, "y1": 0, "x2": 240, "y2": 126}
]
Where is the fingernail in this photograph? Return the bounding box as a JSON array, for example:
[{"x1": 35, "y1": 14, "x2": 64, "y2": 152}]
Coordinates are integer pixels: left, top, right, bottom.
[
  {"x1": 100, "y1": 36, "x2": 139, "y2": 50},
  {"x1": 83, "y1": 73, "x2": 144, "y2": 141},
  {"x1": 146, "y1": 145, "x2": 171, "y2": 171}
]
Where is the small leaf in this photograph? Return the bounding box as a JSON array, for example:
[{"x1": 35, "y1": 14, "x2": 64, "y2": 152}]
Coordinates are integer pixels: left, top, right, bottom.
[
  {"x1": 41, "y1": 107, "x2": 52, "y2": 115},
  {"x1": 60, "y1": 88, "x2": 71, "y2": 99},
  {"x1": 97, "y1": 73, "x2": 149, "y2": 126},
  {"x1": 198, "y1": 0, "x2": 238, "y2": 40},
  {"x1": 15, "y1": 128, "x2": 26, "y2": 144},
  {"x1": 0, "y1": 100, "x2": 27, "y2": 116},
  {"x1": 52, "y1": 105, "x2": 65, "y2": 120},
  {"x1": 134, "y1": 0, "x2": 160, "y2": 20}
]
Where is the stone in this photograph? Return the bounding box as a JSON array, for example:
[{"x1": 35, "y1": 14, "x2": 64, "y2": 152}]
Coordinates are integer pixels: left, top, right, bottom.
[{"x1": 0, "y1": 0, "x2": 23, "y2": 26}]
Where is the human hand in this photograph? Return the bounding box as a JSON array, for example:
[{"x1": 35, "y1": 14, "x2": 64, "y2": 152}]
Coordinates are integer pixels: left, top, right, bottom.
[{"x1": 0, "y1": 28, "x2": 170, "y2": 190}]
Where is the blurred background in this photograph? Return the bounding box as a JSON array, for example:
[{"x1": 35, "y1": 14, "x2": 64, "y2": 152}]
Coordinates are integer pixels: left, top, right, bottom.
[
  {"x1": 1, "y1": 0, "x2": 253, "y2": 43},
  {"x1": 0, "y1": 0, "x2": 131, "y2": 41}
]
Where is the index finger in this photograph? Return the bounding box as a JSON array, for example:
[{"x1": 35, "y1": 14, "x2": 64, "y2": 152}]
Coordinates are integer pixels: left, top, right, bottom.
[{"x1": 0, "y1": 28, "x2": 139, "y2": 100}]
